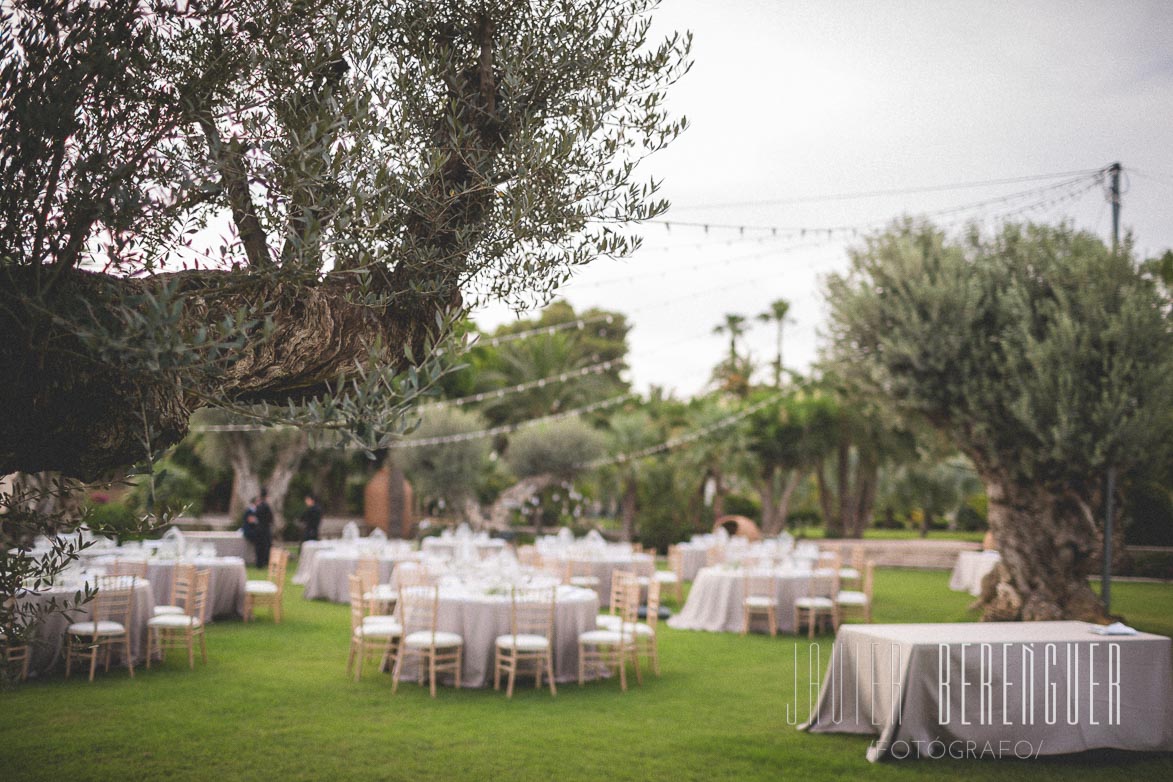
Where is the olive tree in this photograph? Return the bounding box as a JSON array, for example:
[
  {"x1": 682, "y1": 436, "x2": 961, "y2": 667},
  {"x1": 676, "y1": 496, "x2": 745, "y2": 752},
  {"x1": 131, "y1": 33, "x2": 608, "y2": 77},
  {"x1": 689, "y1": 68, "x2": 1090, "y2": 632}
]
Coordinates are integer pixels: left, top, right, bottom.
[
  {"x1": 826, "y1": 221, "x2": 1173, "y2": 621},
  {"x1": 0, "y1": 0, "x2": 688, "y2": 671}
]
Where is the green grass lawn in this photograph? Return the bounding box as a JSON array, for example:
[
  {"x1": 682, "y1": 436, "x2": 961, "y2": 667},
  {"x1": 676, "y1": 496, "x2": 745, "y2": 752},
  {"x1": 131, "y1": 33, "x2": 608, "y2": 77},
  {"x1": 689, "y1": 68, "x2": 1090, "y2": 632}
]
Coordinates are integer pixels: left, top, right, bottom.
[{"x1": 2, "y1": 569, "x2": 1171, "y2": 781}]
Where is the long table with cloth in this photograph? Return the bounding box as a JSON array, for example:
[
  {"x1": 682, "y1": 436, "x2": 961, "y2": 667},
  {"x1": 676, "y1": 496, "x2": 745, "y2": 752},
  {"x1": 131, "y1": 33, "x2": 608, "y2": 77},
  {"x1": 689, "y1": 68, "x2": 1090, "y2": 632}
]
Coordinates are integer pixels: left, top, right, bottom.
[
  {"x1": 667, "y1": 564, "x2": 835, "y2": 633},
  {"x1": 948, "y1": 551, "x2": 1001, "y2": 596},
  {"x1": 801, "y1": 621, "x2": 1173, "y2": 762},
  {"x1": 92, "y1": 554, "x2": 246, "y2": 620},
  {"x1": 17, "y1": 578, "x2": 155, "y2": 677},
  {"x1": 389, "y1": 580, "x2": 600, "y2": 688}
]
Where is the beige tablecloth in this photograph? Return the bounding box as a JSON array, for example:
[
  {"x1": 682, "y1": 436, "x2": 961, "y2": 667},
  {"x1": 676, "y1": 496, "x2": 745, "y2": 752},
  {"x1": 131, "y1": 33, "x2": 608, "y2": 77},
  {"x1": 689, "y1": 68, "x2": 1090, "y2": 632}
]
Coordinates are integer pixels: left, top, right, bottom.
[
  {"x1": 677, "y1": 544, "x2": 711, "y2": 581},
  {"x1": 948, "y1": 551, "x2": 1001, "y2": 596},
  {"x1": 292, "y1": 540, "x2": 336, "y2": 584},
  {"x1": 394, "y1": 584, "x2": 599, "y2": 688},
  {"x1": 303, "y1": 551, "x2": 419, "y2": 602},
  {"x1": 183, "y1": 531, "x2": 248, "y2": 560},
  {"x1": 551, "y1": 554, "x2": 655, "y2": 598},
  {"x1": 667, "y1": 566, "x2": 833, "y2": 633},
  {"x1": 421, "y1": 537, "x2": 508, "y2": 559},
  {"x1": 93, "y1": 555, "x2": 246, "y2": 620},
  {"x1": 803, "y1": 621, "x2": 1173, "y2": 761},
  {"x1": 19, "y1": 580, "x2": 155, "y2": 676}
]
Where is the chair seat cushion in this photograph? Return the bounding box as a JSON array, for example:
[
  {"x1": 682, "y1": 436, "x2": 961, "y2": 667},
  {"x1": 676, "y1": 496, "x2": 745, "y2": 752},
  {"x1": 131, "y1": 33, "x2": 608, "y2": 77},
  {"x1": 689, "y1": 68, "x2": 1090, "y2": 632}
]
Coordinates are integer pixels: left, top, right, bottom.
[
  {"x1": 494, "y1": 633, "x2": 550, "y2": 651},
  {"x1": 361, "y1": 614, "x2": 398, "y2": 628},
  {"x1": 569, "y1": 576, "x2": 600, "y2": 587},
  {"x1": 633, "y1": 622, "x2": 654, "y2": 637},
  {"x1": 578, "y1": 629, "x2": 633, "y2": 645},
  {"x1": 153, "y1": 605, "x2": 185, "y2": 616},
  {"x1": 596, "y1": 614, "x2": 623, "y2": 630},
  {"x1": 356, "y1": 622, "x2": 402, "y2": 639},
  {"x1": 147, "y1": 614, "x2": 203, "y2": 629},
  {"x1": 67, "y1": 620, "x2": 125, "y2": 636},
  {"x1": 795, "y1": 596, "x2": 834, "y2": 609},
  {"x1": 838, "y1": 567, "x2": 861, "y2": 580},
  {"x1": 403, "y1": 630, "x2": 463, "y2": 649},
  {"x1": 245, "y1": 580, "x2": 279, "y2": 595},
  {"x1": 654, "y1": 571, "x2": 678, "y2": 583},
  {"x1": 364, "y1": 586, "x2": 397, "y2": 602},
  {"x1": 744, "y1": 595, "x2": 777, "y2": 608},
  {"x1": 835, "y1": 591, "x2": 868, "y2": 605}
]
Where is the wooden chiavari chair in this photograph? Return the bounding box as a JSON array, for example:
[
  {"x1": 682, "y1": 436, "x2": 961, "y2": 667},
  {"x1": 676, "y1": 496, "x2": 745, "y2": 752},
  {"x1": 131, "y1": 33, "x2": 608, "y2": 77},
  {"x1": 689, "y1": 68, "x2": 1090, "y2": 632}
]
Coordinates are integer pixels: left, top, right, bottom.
[
  {"x1": 66, "y1": 575, "x2": 136, "y2": 681},
  {"x1": 578, "y1": 572, "x2": 641, "y2": 692},
  {"x1": 346, "y1": 574, "x2": 401, "y2": 682},
  {"x1": 391, "y1": 585, "x2": 463, "y2": 697},
  {"x1": 147, "y1": 569, "x2": 209, "y2": 670},
  {"x1": 493, "y1": 585, "x2": 557, "y2": 698},
  {"x1": 742, "y1": 571, "x2": 779, "y2": 637},
  {"x1": 244, "y1": 547, "x2": 288, "y2": 622},
  {"x1": 833, "y1": 560, "x2": 875, "y2": 629}
]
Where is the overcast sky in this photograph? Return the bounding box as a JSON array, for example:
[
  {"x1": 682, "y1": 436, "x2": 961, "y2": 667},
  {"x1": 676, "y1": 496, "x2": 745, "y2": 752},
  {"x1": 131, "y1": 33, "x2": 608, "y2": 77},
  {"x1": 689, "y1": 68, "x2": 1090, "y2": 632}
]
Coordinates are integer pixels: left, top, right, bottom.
[{"x1": 471, "y1": 0, "x2": 1173, "y2": 397}]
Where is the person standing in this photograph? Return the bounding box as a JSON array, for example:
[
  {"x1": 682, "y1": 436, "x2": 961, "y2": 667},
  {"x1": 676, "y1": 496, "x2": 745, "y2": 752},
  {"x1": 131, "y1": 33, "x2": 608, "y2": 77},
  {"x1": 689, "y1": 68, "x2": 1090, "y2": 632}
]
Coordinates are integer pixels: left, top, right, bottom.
[
  {"x1": 300, "y1": 494, "x2": 322, "y2": 543},
  {"x1": 254, "y1": 489, "x2": 274, "y2": 569}
]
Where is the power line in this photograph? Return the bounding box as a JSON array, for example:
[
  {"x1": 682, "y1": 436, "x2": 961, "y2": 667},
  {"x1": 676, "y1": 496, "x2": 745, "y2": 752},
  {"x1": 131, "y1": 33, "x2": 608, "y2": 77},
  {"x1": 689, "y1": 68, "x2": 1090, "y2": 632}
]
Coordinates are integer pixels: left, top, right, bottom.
[
  {"x1": 666, "y1": 166, "x2": 1110, "y2": 212},
  {"x1": 645, "y1": 172, "x2": 1102, "y2": 236},
  {"x1": 582, "y1": 393, "x2": 783, "y2": 468}
]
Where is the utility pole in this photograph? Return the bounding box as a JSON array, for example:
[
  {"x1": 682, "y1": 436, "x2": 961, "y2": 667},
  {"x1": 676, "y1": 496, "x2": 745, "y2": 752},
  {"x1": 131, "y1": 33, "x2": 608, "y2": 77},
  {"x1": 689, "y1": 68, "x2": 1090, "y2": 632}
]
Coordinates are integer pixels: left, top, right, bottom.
[
  {"x1": 1102, "y1": 161, "x2": 1122, "y2": 613},
  {"x1": 1109, "y1": 161, "x2": 1122, "y2": 251}
]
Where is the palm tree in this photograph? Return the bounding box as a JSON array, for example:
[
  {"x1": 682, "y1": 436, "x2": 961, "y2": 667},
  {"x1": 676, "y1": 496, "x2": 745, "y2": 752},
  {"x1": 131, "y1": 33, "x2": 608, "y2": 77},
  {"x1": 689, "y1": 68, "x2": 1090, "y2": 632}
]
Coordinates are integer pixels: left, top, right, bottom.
[
  {"x1": 712, "y1": 313, "x2": 748, "y2": 364},
  {"x1": 757, "y1": 298, "x2": 792, "y2": 387}
]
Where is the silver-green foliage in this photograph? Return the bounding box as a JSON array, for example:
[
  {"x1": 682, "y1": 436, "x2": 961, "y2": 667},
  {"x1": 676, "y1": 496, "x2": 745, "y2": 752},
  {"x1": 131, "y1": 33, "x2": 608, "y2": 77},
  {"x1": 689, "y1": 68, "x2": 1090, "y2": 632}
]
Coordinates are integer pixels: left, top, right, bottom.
[{"x1": 826, "y1": 221, "x2": 1173, "y2": 492}]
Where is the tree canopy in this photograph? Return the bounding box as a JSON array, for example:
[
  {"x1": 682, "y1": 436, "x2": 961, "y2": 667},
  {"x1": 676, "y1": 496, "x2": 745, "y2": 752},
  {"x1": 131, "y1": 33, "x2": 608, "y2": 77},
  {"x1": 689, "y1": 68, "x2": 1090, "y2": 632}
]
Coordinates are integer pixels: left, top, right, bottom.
[
  {"x1": 826, "y1": 220, "x2": 1173, "y2": 621},
  {"x1": 0, "y1": 0, "x2": 689, "y2": 479}
]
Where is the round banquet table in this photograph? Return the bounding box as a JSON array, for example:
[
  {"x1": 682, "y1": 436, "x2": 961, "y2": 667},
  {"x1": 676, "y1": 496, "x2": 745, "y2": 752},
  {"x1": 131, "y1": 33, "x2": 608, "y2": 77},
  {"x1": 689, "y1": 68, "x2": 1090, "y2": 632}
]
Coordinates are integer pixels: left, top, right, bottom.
[
  {"x1": 667, "y1": 565, "x2": 834, "y2": 633},
  {"x1": 948, "y1": 550, "x2": 1001, "y2": 596},
  {"x1": 302, "y1": 550, "x2": 420, "y2": 602},
  {"x1": 93, "y1": 555, "x2": 246, "y2": 620},
  {"x1": 394, "y1": 583, "x2": 599, "y2": 688},
  {"x1": 421, "y1": 537, "x2": 508, "y2": 559},
  {"x1": 676, "y1": 543, "x2": 713, "y2": 581},
  {"x1": 292, "y1": 540, "x2": 337, "y2": 585},
  {"x1": 18, "y1": 578, "x2": 155, "y2": 677},
  {"x1": 181, "y1": 531, "x2": 248, "y2": 560},
  {"x1": 550, "y1": 553, "x2": 655, "y2": 598}
]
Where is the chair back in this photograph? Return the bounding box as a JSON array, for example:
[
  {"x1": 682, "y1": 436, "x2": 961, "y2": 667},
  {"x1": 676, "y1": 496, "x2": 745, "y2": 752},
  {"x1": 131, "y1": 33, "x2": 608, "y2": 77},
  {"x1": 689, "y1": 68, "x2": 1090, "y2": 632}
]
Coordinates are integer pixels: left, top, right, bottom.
[
  {"x1": 109, "y1": 559, "x2": 148, "y2": 579},
  {"x1": 516, "y1": 545, "x2": 538, "y2": 567},
  {"x1": 851, "y1": 546, "x2": 865, "y2": 571},
  {"x1": 189, "y1": 570, "x2": 211, "y2": 620},
  {"x1": 862, "y1": 560, "x2": 875, "y2": 599},
  {"x1": 667, "y1": 545, "x2": 684, "y2": 580},
  {"x1": 347, "y1": 574, "x2": 367, "y2": 631},
  {"x1": 509, "y1": 585, "x2": 556, "y2": 639},
  {"x1": 705, "y1": 545, "x2": 725, "y2": 567},
  {"x1": 616, "y1": 574, "x2": 640, "y2": 633},
  {"x1": 745, "y1": 571, "x2": 777, "y2": 600},
  {"x1": 356, "y1": 556, "x2": 380, "y2": 593},
  {"x1": 92, "y1": 575, "x2": 136, "y2": 628},
  {"x1": 644, "y1": 577, "x2": 661, "y2": 632},
  {"x1": 564, "y1": 558, "x2": 593, "y2": 583},
  {"x1": 605, "y1": 570, "x2": 631, "y2": 614},
  {"x1": 399, "y1": 584, "x2": 440, "y2": 637},
  {"x1": 267, "y1": 548, "x2": 288, "y2": 590},
  {"x1": 168, "y1": 563, "x2": 197, "y2": 611}
]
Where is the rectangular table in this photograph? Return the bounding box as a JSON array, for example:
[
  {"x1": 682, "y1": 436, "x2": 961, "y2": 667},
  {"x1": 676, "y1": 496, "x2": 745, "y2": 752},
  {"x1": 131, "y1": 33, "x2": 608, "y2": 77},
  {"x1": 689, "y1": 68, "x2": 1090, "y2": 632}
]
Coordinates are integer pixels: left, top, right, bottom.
[{"x1": 803, "y1": 621, "x2": 1173, "y2": 761}]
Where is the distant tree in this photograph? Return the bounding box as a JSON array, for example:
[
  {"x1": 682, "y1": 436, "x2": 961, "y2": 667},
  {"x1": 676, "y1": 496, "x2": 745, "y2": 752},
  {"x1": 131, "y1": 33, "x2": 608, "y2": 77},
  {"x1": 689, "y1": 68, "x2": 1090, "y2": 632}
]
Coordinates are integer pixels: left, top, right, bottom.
[
  {"x1": 757, "y1": 299, "x2": 792, "y2": 387},
  {"x1": 603, "y1": 410, "x2": 663, "y2": 541},
  {"x1": 745, "y1": 388, "x2": 834, "y2": 535},
  {"x1": 826, "y1": 221, "x2": 1173, "y2": 621},
  {"x1": 489, "y1": 420, "x2": 606, "y2": 530},
  {"x1": 398, "y1": 407, "x2": 490, "y2": 524}
]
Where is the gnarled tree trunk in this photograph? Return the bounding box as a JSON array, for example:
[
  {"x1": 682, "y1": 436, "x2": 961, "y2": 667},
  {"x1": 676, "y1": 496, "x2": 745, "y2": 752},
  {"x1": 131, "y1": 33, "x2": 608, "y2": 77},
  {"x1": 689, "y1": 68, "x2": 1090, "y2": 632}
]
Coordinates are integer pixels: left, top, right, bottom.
[{"x1": 977, "y1": 478, "x2": 1109, "y2": 623}]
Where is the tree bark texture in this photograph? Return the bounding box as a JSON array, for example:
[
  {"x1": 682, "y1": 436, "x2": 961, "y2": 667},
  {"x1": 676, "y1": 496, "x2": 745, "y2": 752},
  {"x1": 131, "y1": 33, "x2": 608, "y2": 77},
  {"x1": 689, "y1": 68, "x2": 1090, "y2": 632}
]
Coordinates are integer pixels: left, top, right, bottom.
[
  {"x1": 488, "y1": 475, "x2": 555, "y2": 531},
  {"x1": 0, "y1": 268, "x2": 455, "y2": 481},
  {"x1": 620, "y1": 477, "x2": 637, "y2": 542},
  {"x1": 976, "y1": 478, "x2": 1109, "y2": 623}
]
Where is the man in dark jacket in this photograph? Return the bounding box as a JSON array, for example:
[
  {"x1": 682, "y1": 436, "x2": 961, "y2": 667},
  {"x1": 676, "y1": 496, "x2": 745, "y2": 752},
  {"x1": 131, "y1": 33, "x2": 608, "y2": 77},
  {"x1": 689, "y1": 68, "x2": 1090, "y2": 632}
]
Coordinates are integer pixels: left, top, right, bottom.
[
  {"x1": 253, "y1": 489, "x2": 274, "y2": 568},
  {"x1": 300, "y1": 494, "x2": 322, "y2": 543}
]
